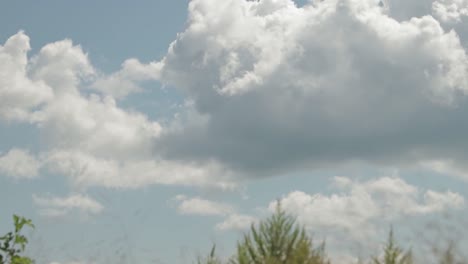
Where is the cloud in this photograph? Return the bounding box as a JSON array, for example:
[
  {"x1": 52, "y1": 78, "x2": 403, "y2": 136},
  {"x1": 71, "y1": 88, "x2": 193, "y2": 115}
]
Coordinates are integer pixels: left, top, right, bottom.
[
  {"x1": 37, "y1": 94, "x2": 162, "y2": 160},
  {"x1": 92, "y1": 58, "x2": 162, "y2": 99},
  {"x1": 265, "y1": 174, "x2": 465, "y2": 261},
  {"x1": 0, "y1": 31, "x2": 53, "y2": 121},
  {"x1": 29, "y1": 38, "x2": 94, "y2": 94},
  {"x1": 0, "y1": 31, "x2": 237, "y2": 190},
  {"x1": 0, "y1": 148, "x2": 41, "y2": 179},
  {"x1": 172, "y1": 195, "x2": 258, "y2": 231},
  {"x1": 433, "y1": 0, "x2": 468, "y2": 23},
  {"x1": 43, "y1": 150, "x2": 236, "y2": 189},
  {"x1": 270, "y1": 176, "x2": 464, "y2": 233},
  {"x1": 215, "y1": 213, "x2": 258, "y2": 231},
  {"x1": 172, "y1": 195, "x2": 257, "y2": 230},
  {"x1": 3, "y1": 0, "x2": 468, "y2": 189},
  {"x1": 33, "y1": 193, "x2": 104, "y2": 217},
  {"x1": 0, "y1": 33, "x2": 161, "y2": 153},
  {"x1": 154, "y1": 0, "x2": 468, "y2": 178},
  {"x1": 174, "y1": 195, "x2": 235, "y2": 216},
  {"x1": 421, "y1": 159, "x2": 468, "y2": 180}
]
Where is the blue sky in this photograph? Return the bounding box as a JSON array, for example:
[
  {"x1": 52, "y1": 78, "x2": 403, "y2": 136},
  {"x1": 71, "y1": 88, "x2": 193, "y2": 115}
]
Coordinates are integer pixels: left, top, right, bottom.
[{"x1": 1, "y1": 0, "x2": 468, "y2": 263}]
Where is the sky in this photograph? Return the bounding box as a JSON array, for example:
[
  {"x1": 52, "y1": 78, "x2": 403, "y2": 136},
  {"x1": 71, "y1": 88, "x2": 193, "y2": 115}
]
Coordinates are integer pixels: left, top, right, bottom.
[{"x1": 1, "y1": 0, "x2": 468, "y2": 263}]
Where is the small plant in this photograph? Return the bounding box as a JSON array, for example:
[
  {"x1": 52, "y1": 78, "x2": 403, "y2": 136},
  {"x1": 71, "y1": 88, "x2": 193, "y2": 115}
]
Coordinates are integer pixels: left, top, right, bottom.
[
  {"x1": 230, "y1": 202, "x2": 329, "y2": 264},
  {"x1": 197, "y1": 245, "x2": 223, "y2": 264},
  {"x1": 0, "y1": 215, "x2": 34, "y2": 264},
  {"x1": 372, "y1": 229, "x2": 412, "y2": 264}
]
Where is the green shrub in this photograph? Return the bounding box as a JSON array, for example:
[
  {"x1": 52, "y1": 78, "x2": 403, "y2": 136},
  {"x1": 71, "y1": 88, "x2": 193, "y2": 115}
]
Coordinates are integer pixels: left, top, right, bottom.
[
  {"x1": 197, "y1": 245, "x2": 223, "y2": 264},
  {"x1": 229, "y1": 203, "x2": 329, "y2": 264},
  {"x1": 372, "y1": 229, "x2": 412, "y2": 264},
  {"x1": 0, "y1": 215, "x2": 34, "y2": 264}
]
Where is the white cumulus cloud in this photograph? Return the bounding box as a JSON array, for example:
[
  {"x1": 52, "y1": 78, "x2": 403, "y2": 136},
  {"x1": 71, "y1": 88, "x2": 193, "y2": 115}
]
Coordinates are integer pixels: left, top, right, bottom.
[
  {"x1": 92, "y1": 58, "x2": 162, "y2": 98},
  {"x1": 271, "y1": 176, "x2": 465, "y2": 232},
  {"x1": 0, "y1": 31, "x2": 53, "y2": 121},
  {"x1": 0, "y1": 148, "x2": 41, "y2": 179},
  {"x1": 155, "y1": 0, "x2": 468, "y2": 178},
  {"x1": 265, "y1": 174, "x2": 465, "y2": 260},
  {"x1": 0, "y1": 31, "x2": 236, "y2": 190},
  {"x1": 433, "y1": 0, "x2": 468, "y2": 23},
  {"x1": 3, "y1": 0, "x2": 468, "y2": 189}
]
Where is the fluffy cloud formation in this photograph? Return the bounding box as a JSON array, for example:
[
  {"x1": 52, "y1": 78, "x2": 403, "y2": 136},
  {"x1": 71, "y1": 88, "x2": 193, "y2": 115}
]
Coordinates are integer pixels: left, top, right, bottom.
[
  {"x1": 433, "y1": 0, "x2": 468, "y2": 22},
  {"x1": 267, "y1": 175, "x2": 465, "y2": 261},
  {"x1": 174, "y1": 195, "x2": 235, "y2": 216},
  {"x1": 0, "y1": 32, "x2": 53, "y2": 121},
  {"x1": 29, "y1": 38, "x2": 94, "y2": 95},
  {"x1": 92, "y1": 58, "x2": 162, "y2": 98},
  {"x1": 271, "y1": 176, "x2": 464, "y2": 233},
  {"x1": 0, "y1": 148, "x2": 41, "y2": 179},
  {"x1": 154, "y1": 0, "x2": 468, "y2": 177},
  {"x1": 33, "y1": 193, "x2": 104, "y2": 217},
  {"x1": 38, "y1": 95, "x2": 161, "y2": 160},
  {"x1": 0, "y1": 31, "x2": 235, "y2": 190},
  {"x1": 3, "y1": 0, "x2": 468, "y2": 189}
]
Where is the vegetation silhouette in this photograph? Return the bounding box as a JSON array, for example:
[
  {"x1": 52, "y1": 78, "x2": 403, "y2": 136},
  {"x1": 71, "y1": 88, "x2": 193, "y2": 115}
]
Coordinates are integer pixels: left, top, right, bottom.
[
  {"x1": 0, "y1": 215, "x2": 34, "y2": 264},
  {"x1": 197, "y1": 205, "x2": 465, "y2": 264},
  {"x1": 1, "y1": 209, "x2": 465, "y2": 264}
]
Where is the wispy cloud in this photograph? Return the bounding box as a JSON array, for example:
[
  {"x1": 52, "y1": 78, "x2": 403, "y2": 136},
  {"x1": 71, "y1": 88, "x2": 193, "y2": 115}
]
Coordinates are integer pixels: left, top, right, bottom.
[
  {"x1": 33, "y1": 193, "x2": 104, "y2": 218},
  {"x1": 174, "y1": 195, "x2": 235, "y2": 216},
  {"x1": 0, "y1": 148, "x2": 41, "y2": 179}
]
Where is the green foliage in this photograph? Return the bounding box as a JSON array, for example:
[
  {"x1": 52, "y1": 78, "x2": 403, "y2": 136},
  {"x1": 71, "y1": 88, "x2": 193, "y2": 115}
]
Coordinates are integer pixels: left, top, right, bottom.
[
  {"x1": 0, "y1": 215, "x2": 34, "y2": 264},
  {"x1": 372, "y1": 229, "x2": 413, "y2": 264},
  {"x1": 230, "y1": 203, "x2": 329, "y2": 264},
  {"x1": 197, "y1": 245, "x2": 223, "y2": 264}
]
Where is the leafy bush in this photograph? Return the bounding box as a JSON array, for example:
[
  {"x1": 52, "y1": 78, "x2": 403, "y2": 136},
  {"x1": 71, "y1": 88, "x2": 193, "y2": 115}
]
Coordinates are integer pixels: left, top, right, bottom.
[
  {"x1": 372, "y1": 229, "x2": 413, "y2": 264},
  {"x1": 197, "y1": 245, "x2": 223, "y2": 264},
  {"x1": 229, "y1": 203, "x2": 329, "y2": 264},
  {"x1": 0, "y1": 215, "x2": 34, "y2": 264},
  {"x1": 197, "y1": 207, "x2": 466, "y2": 264}
]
